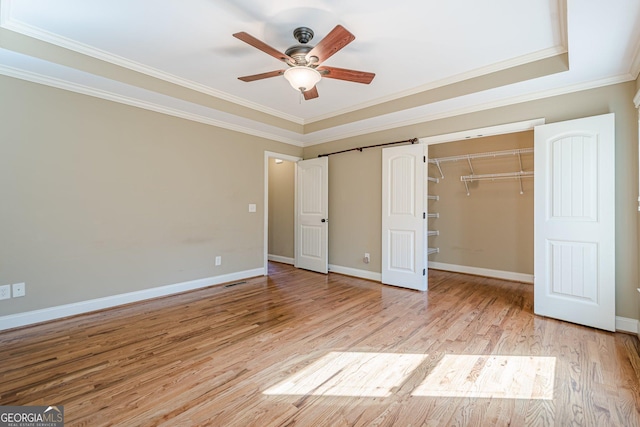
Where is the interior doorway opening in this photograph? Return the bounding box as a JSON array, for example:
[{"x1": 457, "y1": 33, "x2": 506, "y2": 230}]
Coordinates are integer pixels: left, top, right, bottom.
[{"x1": 263, "y1": 151, "x2": 300, "y2": 275}]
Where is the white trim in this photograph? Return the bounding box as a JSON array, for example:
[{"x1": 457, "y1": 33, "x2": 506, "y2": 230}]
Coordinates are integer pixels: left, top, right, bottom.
[
  {"x1": 301, "y1": 74, "x2": 633, "y2": 148},
  {"x1": 0, "y1": 64, "x2": 303, "y2": 147},
  {"x1": 328, "y1": 264, "x2": 382, "y2": 282},
  {"x1": 264, "y1": 151, "x2": 301, "y2": 275},
  {"x1": 557, "y1": 0, "x2": 568, "y2": 53},
  {"x1": 428, "y1": 261, "x2": 534, "y2": 284},
  {"x1": 0, "y1": 7, "x2": 565, "y2": 127},
  {"x1": 0, "y1": 268, "x2": 264, "y2": 332},
  {"x1": 615, "y1": 316, "x2": 639, "y2": 334},
  {"x1": 0, "y1": 60, "x2": 633, "y2": 149},
  {"x1": 0, "y1": 10, "x2": 304, "y2": 125},
  {"x1": 268, "y1": 255, "x2": 294, "y2": 265},
  {"x1": 306, "y1": 46, "x2": 567, "y2": 124},
  {"x1": 419, "y1": 119, "x2": 545, "y2": 145},
  {"x1": 629, "y1": 31, "x2": 640, "y2": 79}
]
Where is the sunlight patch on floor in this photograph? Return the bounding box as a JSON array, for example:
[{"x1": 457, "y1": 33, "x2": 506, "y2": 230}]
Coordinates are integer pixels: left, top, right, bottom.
[
  {"x1": 412, "y1": 354, "x2": 556, "y2": 400},
  {"x1": 263, "y1": 351, "x2": 428, "y2": 397}
]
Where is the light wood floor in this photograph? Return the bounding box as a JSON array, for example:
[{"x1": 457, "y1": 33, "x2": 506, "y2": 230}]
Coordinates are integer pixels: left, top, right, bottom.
[{"x1": 1, "y1": 263, "x2": 639, "y2": 426}]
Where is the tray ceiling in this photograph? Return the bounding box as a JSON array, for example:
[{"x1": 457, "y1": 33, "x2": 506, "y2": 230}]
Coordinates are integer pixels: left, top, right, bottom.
[{"x1": 1, "y1": 0, "x2": 639, "y2": 145}]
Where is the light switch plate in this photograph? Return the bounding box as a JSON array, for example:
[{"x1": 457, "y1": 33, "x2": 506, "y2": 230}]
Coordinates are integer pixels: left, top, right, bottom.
[
  {"x1": 248, "y1": 204, "x2": 256, "y2": 213},
  {"x1": 0, "y1": 285, "x2": 10, "y2": 300}
]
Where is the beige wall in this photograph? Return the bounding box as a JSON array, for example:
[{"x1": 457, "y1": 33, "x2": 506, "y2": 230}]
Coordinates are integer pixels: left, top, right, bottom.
[
  {"x1": 1, "y1": 73, "x2": 638, "y2": 324},
  {"x1": 268, "y1": 158, "x2": 295, "y2": 259},
  {"x1": 328, "y1": 149, "x2": 383, "y2": 272},
  {"x1": 305, "y1": 81, "x2": 639, "y2": 320},
  {"x1": 428, "y1": 132, "x2": 534, "y2": 274},
  {"x1": 0, "y1": 75, "x2": 301, "y2": 316}
]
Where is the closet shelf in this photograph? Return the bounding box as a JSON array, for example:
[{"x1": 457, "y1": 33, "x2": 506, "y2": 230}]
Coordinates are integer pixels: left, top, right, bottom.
[
  {"x1": 427, "y1": 247, "x2": 439, "y2": 255},
  {"x1": 427, "y1": 213, "x2": 439, "y2": 218},
  {"x1": 461, "y1": 171, "x2": 534, "y2": 196},
  {"x1": 427, "y1": 195, "x2": 439, "y2": 201},
  {"x1": 429, "y1": 147, "x2": 533, "y2": 179},
  {"x1": 428, "y1": 176, "x2": 439, "y2": 183},
  {"x1": 430, "y1": 148, "x2": 534, "y2": 164},
  {"x1": 427, "y1": 230, "x2": 439, "y2": 236}
]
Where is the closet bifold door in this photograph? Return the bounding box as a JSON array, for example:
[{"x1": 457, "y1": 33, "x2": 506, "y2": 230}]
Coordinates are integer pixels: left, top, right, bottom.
[{"x1": 381, "y1": 143, "x2": 427, "y2": 291}]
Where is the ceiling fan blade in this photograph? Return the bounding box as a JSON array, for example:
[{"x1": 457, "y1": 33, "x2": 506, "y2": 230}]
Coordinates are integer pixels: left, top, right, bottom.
[
  {"x1": 317, "y1": 66, "x2": 375, "y2": 84},
  {"x1": 303, "y1": 86, "x2": 319, "y2": 100},
  {"x1": 238, "y1": 70, "x2": 285, "y2": 82},
  {"x1": 233, "y1": 32, "x2": 294, "y2": 63},
  {"x1": 305, "y1": 25, "x2": 355, "y2": 65}
]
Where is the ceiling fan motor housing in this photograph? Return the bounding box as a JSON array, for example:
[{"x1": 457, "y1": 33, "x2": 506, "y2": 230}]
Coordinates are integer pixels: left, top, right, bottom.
[
  {"x1": 293, "y1": 27, "x2": 314, "y2": 44},
  {"x1": 285, "y1": 45, "x2": 314, "y2": 66},
  {"x1": 286, "y1": 27, "x2": 316, "y2": 66}
]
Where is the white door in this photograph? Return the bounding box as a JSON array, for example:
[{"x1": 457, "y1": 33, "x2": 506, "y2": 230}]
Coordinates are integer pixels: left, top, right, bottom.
[
  {"x1": 295, "y1": 157, "x2": 329, "y2": 273},
  {"x1": 382, "y1": 144, "x2": 427, "y2": 291},
  {"x1": 534, "y1": 113, "x2": 615, "y2": 331}
]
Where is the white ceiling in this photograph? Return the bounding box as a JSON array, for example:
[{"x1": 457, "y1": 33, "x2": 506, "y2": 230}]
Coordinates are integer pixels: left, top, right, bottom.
[{"x1": 1, "y1": 0, "x2": 639, "y2": 145}]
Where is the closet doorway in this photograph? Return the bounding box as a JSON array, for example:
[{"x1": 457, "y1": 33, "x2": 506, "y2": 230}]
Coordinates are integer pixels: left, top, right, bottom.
[{"x1": 418, "y1": 115, "x2": 615, "y2": 332}]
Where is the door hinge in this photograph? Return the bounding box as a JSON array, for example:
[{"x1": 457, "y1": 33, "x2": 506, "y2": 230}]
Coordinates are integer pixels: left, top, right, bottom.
[
  {"x1": 423, "y1": 212, "x2": 426, "y2": 219},
  {"x1": 423, "y1": 155, "x2": 426, "y2": 163},
  {"x1": 423, "y1": 269, "x2": 426, "y2": 276}
]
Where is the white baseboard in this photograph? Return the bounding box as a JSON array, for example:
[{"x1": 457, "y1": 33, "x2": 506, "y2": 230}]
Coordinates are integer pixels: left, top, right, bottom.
[
  {"x1": 268, "y1": 254, "x2": 295, "y2": 265},
  {"x1": 328, "y1": 264, "x2": 382, "y2": 282},
  {"x1": 0, "y1": 268, "x2": 264, "y2": 332},
  {"x1": 428, "y1": 261, "x2": 534, "y2": 284},
  {"x1": 615, "y1": 316, "x2": 639, "y2": 334}
]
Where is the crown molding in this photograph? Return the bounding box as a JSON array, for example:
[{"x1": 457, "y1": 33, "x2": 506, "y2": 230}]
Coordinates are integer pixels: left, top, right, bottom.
[
  {"x1": 0, "y1": 3, "x2": 305, "y2": 126},
  {"x1": 0, "y1": 64, "x2": 304, "y2": 147},
  {"x1": 304, "y1": 45, "x2": 568, "y2": 125},
  {"x1": 3, "y1": 57, "x2": 631, "y2": 149},
  {"x1": 557, "y1": 0, "x2": 568, "y2": 51},
  {"x1": 301, "y1": 73, "x2": 634, "y2": 147},
  {"x1": 1, "y1": 50, "x2": 632, "y2": 149},
  {"x1": 1, "y1": 2, "x2": 569, "y2": 130},
  {"x1": 630, "y1": 33, "x2": 640, "y2": 81}
]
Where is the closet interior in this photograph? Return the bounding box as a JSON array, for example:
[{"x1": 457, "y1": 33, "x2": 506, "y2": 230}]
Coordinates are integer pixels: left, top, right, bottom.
[{"x1": 426, "y1": 131, "x2": 535, "y2": 279}]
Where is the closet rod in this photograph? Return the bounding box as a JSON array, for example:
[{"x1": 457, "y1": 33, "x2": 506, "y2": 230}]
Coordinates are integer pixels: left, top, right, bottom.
[
  {"x1": 429, "y1": 148, "x2": 534, "y2": 164},
  {"x1": 317, "y1": 138, "x2": 419, "y2": 157},
  {"x1": 460, "y1": 171, "x2": 534, "y2": 182}
]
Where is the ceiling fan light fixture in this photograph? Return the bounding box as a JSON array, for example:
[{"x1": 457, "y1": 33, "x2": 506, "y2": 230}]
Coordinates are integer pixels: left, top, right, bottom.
[{"x1": 283, "y1": 66, "x2": 321, "y2": 92}]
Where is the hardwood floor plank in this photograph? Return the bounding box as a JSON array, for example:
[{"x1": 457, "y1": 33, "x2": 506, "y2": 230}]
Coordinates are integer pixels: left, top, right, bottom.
[{"x1": 1, "y1": 263, "x2": 639, "y2": 426}]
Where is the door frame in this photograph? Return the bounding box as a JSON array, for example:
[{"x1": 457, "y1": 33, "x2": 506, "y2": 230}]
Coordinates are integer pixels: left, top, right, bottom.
[{"x1": 263, "y1": 151, "x2": 302, "y2": 275}]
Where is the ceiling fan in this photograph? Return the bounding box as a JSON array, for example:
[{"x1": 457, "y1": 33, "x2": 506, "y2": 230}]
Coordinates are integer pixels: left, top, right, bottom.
[{"x1": 233, "y1": 25, "x2": 375, "y2": 100}]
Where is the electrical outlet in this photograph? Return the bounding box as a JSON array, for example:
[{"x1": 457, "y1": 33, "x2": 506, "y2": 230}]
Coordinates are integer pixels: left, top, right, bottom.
[
  {"x1": 364, "y1": 253, "x2": 370, "y2": 264},
  {"x1": 215, "y1": 256, "x2": 222, "y2": 266},
  {"x1": 12, "y1": 283, "x2": 25, "y2": 298},
  {"x1": 0, "y1": 285, "x2": 10, "y2": 300}
]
